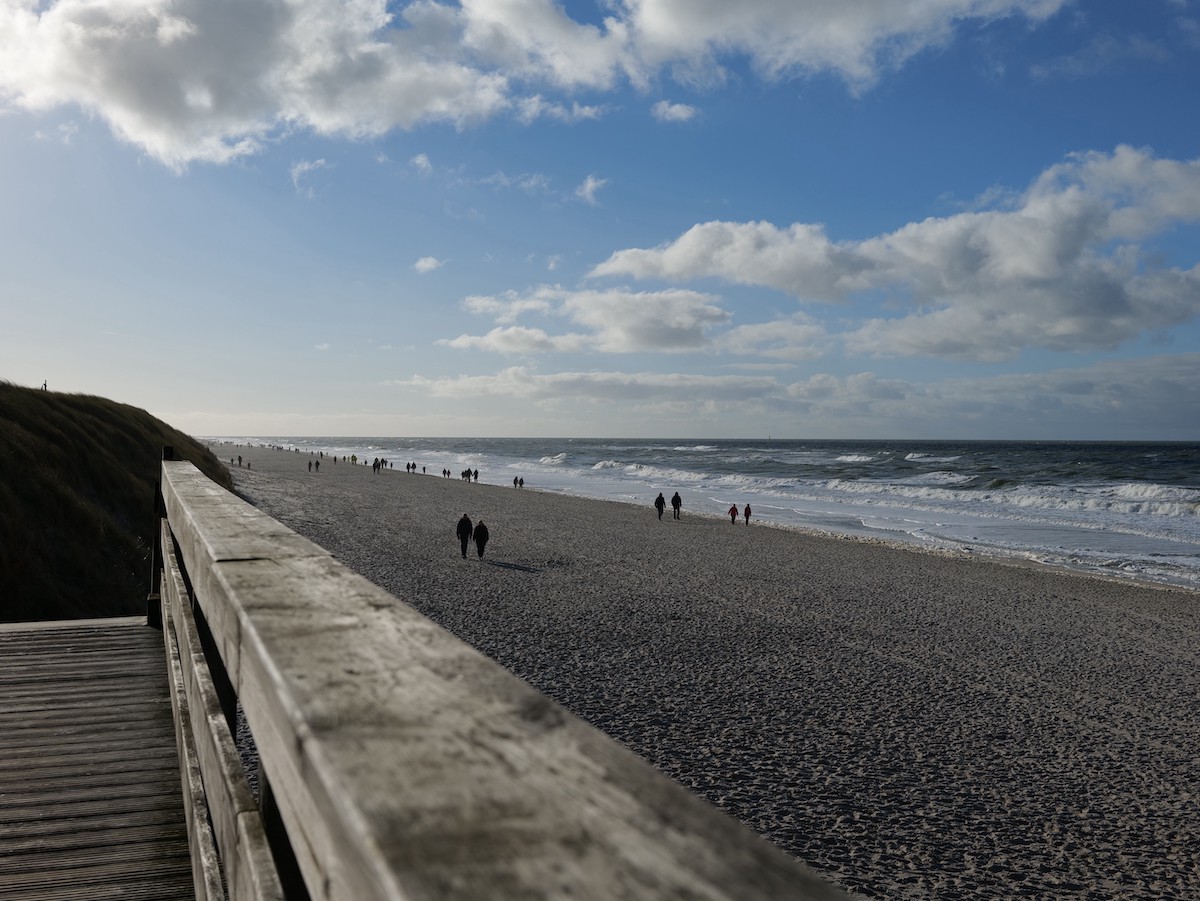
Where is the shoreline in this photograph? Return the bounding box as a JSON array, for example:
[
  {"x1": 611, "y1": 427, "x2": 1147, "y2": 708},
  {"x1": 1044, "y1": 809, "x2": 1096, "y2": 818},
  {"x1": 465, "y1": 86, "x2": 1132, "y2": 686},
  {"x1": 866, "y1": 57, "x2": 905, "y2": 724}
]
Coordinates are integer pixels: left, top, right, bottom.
[
  {"x1": 221, "y1": 444, "x2": 1200, "y2": 900},
  {"x1": 206, "y1": 439, "x2": 1200, "y2": 595}
]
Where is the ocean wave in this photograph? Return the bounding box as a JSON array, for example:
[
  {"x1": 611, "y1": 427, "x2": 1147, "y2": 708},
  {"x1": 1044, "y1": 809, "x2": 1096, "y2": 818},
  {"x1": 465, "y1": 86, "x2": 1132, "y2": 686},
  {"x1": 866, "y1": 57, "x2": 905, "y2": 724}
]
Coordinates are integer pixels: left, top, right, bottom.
[
  {"x1": 539, "y1": 453, "x2": 569, "y2": 465},
  {"x1": 902, "y1": 471, "x2": 973, "y2": 486},
  {"x1": 673, "y1": 445, "x2": 719, "y2": 452},
  {"x1": 905, "y1": 452, "x2": 963, "y2": 463},
  {"x1": 835, "y1": 454, "x2": 878, "y2": 463}
]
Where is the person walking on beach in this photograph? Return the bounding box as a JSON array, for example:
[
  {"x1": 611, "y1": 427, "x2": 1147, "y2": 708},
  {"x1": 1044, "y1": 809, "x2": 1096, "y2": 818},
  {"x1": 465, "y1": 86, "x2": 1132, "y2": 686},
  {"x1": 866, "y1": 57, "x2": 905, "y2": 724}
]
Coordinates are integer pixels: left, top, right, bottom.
[
  {"x1": 473, "y1": 521, "x2": 490, "y2": 558},
  {"x1": 728, "y1": 504, "x2": 738, "y2": 524},
  {"x1": 456, "y1": 514, "x2": 473, "y2": 559},
  {"x1": 671, "y1": 492, "x2": 682, "y2": 520},
  {"x1": 654, "y1": 493, "x2": 666, "y2": 520},
  {"x1": 744, "y1": 504, "x2": 752, "y2": 525}
]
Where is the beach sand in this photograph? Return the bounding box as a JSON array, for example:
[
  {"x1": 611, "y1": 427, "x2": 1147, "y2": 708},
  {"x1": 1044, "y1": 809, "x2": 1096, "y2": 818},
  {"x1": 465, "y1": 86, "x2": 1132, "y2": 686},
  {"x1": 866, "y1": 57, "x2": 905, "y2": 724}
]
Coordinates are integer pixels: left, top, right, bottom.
[{"x1": 223, "y1": 445, "x2": 1200, "y2": 900}]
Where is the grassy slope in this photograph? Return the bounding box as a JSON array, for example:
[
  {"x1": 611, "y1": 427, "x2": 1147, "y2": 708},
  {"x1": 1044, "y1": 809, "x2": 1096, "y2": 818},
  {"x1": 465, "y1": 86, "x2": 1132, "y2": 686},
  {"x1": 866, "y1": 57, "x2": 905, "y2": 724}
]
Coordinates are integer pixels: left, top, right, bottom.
[{"x1": 0, "y1": 381, "x2": 233, "y2": 623}]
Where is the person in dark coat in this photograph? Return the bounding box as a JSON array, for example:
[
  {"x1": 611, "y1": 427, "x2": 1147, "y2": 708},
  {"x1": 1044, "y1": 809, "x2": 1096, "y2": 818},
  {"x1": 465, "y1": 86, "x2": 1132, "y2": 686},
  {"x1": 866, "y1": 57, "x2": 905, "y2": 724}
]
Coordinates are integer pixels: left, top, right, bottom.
[
  {"x1": 456, "y1": 514, "x2": 473, "y2": 558},
  {"x1": 473, "y1": 521, "x2": 490, "y2": 558},
  {"x1": 744, "y1": 504, "x2": 752, "y2": 525},
  {"x1": 728, "y1": 504, "x2": 738, "y2": 524},
  {"x1": 671, "y1": 492, "x2": 682, "y2": 519},
  {"x1": 654, "y1": 493, "x2": 666, "y2": 520}
]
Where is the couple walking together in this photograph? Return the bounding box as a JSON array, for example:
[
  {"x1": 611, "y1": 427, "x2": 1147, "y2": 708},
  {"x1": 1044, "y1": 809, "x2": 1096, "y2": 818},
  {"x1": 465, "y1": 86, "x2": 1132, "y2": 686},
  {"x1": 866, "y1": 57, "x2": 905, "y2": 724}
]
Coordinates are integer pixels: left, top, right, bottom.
[
  {"x1": 456, "y1": 514, "x2": 489, "y2": 558},
  {"x1": 654, "y1": 492, "x2": 682, "y2": 520}
]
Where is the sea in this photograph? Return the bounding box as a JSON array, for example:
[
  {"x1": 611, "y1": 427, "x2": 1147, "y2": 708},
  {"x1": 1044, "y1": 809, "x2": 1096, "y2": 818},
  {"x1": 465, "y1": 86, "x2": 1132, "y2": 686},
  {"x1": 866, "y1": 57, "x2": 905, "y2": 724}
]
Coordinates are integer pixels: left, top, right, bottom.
[{"x1": 213, "y1": 437, "x2": 1200, "y2": 591}]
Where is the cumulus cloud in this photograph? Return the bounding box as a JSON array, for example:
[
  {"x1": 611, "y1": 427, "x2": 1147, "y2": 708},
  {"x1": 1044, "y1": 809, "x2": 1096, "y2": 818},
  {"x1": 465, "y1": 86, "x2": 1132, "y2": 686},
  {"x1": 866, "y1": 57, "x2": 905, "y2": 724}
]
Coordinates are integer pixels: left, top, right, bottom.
[
  {"x1": 439, "y1": 326, "x2": 588, "y2": 354},
  {"x1": 591, "y1": 145, "x2": 1200, "y2": 360},
  {"x1": 452, "y1": 285, "x2": 729, "y2": 353},
  {"x1": 717, "y1": 315, "x2": 828, "y2": 360},
  {"x1": 410, "y1": 152, "x2": 433, "y2": 174},
  {"x1": 413, "y1": 256, "x2": 446, "y2": 273},
  {"x1": 0, "y1": 0, "x2": 1069, "y2": 167},
  {"x1": 651, "y1": 99, "x2": 697, "y2": 122}
]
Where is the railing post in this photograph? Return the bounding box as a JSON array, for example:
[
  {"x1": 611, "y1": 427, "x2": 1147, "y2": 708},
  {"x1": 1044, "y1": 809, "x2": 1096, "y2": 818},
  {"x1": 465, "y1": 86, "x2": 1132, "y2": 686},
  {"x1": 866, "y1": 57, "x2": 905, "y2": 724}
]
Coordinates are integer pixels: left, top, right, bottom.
[
  {"x1": 260, "y1": 771, "x2": 312, "y2": 900},
  {"x1": 147, "y1": 445, "x2": 173, "y2": 629}
]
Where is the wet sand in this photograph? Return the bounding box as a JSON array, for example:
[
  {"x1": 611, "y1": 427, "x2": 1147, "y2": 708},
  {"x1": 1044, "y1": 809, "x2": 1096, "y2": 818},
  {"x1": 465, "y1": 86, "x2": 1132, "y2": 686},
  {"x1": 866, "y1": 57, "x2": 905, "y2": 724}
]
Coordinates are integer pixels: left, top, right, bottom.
[{"x1": 222, "y1": 445, "x2": 1200, "y2": 900}]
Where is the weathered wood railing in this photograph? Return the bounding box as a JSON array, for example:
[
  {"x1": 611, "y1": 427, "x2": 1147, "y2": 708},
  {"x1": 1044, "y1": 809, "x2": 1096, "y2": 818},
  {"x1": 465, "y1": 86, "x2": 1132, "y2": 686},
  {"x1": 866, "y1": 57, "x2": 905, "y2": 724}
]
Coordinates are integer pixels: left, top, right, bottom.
[{"x1": 153, "y1": 454, "x2": 848, "y2": 900}]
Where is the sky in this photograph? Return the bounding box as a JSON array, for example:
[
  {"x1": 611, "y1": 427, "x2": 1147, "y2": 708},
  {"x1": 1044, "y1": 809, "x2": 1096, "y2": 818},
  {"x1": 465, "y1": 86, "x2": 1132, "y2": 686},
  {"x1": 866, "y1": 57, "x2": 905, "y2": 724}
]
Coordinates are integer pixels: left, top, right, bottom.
[{"x1": 1, "y1": 0, "x2": 1199, "y2": 440}]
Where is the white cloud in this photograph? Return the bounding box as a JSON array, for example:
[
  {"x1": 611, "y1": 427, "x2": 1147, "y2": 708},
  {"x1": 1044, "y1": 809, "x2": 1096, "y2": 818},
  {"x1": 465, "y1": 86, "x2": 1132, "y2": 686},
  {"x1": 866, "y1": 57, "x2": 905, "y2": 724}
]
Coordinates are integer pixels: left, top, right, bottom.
[
  {"x1": 33, "y1": 121, "x2": 79, "y2": 144},
  {"x1": 290, "y1": 158, "x2": 328, "y2": 196},
  {"x1": 315, "y1": 342, "x2": 330, "y2": 351},
  {"x1": 651, "y1": 99, "x2": 697, "y2": 122},
  {"x1": 439, "y1": 326, "x2": 588, "y2": 354},
  {"x1": 591, "y1": 145, "x2": 1200, "y2": 360},
  {"x1": 515, "y1": 95, "x2": 606, "y2": 123},
  {"x1": 718, "y1": 315, "x2": 828, "y2": 360},
  {"x1": 413, "y1": 256, "x2": 446, "y2": 273},
  {"x1": 622, "y1": 0, "x2": 1068, "y2": 88},
  {"x1": 575, "y1": 174, "x2": 608, "y2": 205},
  {"x1": 463, "y1": 289, "x2": 557, "y2": 322},
  {"x1": 410, "y1": 152, "x2": 432, "y2": 174},
  {"x1": 0, "y1": 0, "x2": 1069, "y2": 167},
  {"x1": 402, "y1": 365, "x2": 781, "y2": 404},
  {"x1": 454, "y1": 286, "x2": 728, "y2": 353}
]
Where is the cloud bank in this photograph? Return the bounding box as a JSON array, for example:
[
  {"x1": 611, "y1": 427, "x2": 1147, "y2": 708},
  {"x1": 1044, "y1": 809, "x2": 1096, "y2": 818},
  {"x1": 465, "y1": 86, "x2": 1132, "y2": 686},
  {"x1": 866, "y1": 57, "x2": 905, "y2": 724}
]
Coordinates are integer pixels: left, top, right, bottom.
[
  {"x1": 590, "y1": 146, "x2": 1200, "y2": 361},
  {"x1": 394, "y1": 353, "x2": 1200, "y2": 438},
  {"x1": 1, "y1": 0, "x2": 1068, "y2": 167}
]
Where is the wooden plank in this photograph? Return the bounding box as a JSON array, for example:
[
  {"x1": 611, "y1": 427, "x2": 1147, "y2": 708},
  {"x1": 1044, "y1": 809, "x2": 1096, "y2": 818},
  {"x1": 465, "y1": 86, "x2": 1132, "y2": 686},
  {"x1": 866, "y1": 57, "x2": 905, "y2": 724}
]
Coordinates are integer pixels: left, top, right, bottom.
[
  {"x1": 163, "y1": 519, "x2": 284, "y2": 901},
  {"x1": 163, "y1": 458, "x2": 848, "y2": 901},
  {"x1": 162, "y1": 585, "x2": 228, "y2": 901},
  {"x1": 0, "y1": 619, "x2": 195, "y2": 901}
]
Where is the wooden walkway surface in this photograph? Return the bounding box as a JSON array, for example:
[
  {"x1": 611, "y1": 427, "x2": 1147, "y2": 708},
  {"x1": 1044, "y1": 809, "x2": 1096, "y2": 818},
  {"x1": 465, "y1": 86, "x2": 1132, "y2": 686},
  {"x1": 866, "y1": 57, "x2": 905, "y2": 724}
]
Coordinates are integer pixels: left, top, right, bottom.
[{"x1": 0, "y1": 616, "x2": 195, "y2": 900}]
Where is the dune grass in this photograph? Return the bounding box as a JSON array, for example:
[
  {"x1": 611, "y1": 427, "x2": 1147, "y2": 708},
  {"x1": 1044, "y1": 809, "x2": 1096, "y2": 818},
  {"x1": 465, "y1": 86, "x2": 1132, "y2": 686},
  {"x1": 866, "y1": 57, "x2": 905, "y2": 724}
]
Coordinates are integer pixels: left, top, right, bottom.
[{"x1": 0, "y1": 381, "x2": 232, "y2": 622}]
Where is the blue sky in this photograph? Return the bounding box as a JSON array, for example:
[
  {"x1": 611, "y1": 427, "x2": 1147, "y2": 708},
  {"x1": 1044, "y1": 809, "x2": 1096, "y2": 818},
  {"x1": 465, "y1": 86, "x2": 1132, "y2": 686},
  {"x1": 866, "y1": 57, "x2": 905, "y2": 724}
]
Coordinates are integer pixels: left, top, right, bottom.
[{"x1": 2, "y1": 0, "x2": 1198, "y2": 439}]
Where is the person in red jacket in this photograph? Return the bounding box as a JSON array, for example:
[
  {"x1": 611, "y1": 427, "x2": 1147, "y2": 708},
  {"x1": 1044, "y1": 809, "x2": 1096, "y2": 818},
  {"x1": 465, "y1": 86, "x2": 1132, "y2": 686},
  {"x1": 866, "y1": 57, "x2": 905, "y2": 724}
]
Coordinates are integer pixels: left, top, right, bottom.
[
  {"x1": 728, "y1": 504, "x2": 738, "y2": 524},
  {"x1": 743, "y1": 504, "x2": 752, "y2": 525}
]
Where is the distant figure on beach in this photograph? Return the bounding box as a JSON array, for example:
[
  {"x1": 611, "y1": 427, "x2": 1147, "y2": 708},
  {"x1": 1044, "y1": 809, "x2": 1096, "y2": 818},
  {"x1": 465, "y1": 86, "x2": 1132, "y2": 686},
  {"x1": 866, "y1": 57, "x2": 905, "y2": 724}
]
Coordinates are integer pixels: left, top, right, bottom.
[
  {"x1": 518, "y1": 477, "x2": 524, "y2": 488},
  {"x1": 514, "y1": 476, "x2": 519, "y2": 487},
  {"x1": 671, "y1": 492, "x2": 682, "y2": 520},
  {"x1": 42, "y1": 381, "x2": 47, "y2": 390},
  {"x1": 456, "y1": 514, "x2": 473, "y2": 559},
  {"x1": 308, "y1": 460, "x2": 312, "y2": 472},
  {"x1": 314, "y1": 459, "x2": 319, "y2": 472},
  {"x1": 744, "y1": 504, "x2": 752, "y2": 525},
  {"x1": 238, "y1": 455, "x2": 242, "y2": 467},
  {"x1": 473, "y1": 521, "x2": 489, "y2": 558},
  {"x1": 654, "y1": 493, "x2": 666, "y2": 520},
  {"x1": 729, "y1": 504, "x2": 738, "y2": 524},
  {"x1": 473, "y1": 469, "x2": 479, "y2": 482}
]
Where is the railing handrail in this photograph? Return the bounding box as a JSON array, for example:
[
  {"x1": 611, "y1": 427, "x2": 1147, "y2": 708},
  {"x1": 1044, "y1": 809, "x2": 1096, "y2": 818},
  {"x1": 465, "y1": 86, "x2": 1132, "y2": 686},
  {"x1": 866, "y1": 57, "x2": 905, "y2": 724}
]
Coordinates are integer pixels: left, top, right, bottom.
[{"x1": 159, "y1": 458, "x2": 848, "y2": 900}]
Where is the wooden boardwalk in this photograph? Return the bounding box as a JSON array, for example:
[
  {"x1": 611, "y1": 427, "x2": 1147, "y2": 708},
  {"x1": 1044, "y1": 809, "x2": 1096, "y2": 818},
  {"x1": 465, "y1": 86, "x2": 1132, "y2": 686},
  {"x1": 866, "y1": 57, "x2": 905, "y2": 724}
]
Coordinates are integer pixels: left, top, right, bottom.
[{"x1": 0, "y1": 617, "x2": 195, "y2": 901}]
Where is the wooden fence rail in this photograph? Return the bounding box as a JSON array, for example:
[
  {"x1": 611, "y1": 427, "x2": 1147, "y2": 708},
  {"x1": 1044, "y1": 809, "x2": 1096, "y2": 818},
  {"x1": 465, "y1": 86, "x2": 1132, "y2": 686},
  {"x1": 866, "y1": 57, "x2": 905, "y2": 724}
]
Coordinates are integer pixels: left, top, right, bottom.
[{"x1": 155, "y1": 456, "x2": 848, "y2": 901}]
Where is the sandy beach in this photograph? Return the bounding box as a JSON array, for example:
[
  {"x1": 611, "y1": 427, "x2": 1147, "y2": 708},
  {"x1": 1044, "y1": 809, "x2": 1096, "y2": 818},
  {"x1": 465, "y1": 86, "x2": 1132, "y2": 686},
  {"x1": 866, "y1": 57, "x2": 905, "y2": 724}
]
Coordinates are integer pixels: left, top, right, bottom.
[{"x1": 222, "y1": 445, "x2": 1200, "y2": 900}]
